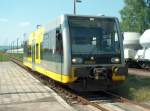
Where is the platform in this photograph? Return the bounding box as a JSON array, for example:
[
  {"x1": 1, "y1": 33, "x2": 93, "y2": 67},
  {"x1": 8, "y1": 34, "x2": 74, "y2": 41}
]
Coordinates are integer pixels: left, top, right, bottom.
[{"x1": 0, "y1": 62, "x2": 74, "y2": 111}]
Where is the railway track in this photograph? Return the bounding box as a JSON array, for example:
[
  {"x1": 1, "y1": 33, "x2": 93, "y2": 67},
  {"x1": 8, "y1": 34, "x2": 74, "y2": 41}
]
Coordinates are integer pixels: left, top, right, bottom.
[
  {"x1": 128, "y1": 68, "x2": 150, "y2": 77},
  {"x1": 5, "y1": 53, "x2": 150, "y2": 111},
  {"x1": 100, "y1": 91, "x2": 150, "y2": 109}
]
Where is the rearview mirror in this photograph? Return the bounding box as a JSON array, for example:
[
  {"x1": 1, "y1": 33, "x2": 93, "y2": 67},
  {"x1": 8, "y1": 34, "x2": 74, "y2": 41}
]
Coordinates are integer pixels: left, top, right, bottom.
[
  {"x1": 56, "y1": 32, "x2": 62, "y2": 40},
  {"x1": 122, "y1": 32, "x2": 124, "y2": 41}
]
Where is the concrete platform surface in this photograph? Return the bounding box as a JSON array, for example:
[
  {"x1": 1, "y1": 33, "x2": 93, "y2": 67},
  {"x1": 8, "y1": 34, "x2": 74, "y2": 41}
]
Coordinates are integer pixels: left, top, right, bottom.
[{"x1": 0, "y1": 62, "x2": 75, "y2": 111}]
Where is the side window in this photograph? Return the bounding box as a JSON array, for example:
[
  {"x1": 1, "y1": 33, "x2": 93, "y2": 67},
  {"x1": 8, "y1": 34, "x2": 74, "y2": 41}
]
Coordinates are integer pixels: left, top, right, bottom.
[
  {"x1": 23, "y1": 41, "x2": 28, "y2": 57},
  {"x1": 23, "y1": 41, "x2": 31, "y2": 58},
  {"x1": 43, "y1": 33, "x2": 49, "y2": 49},
  {"x1": 27, "y1": 45, "x2": 31, "y2": 57},
  {"x1": 42, "y1": 33, "x2": 51, "y2": 61},
  {"x1": 41, "y1": 26, "x2": 63, "y2": 63}
]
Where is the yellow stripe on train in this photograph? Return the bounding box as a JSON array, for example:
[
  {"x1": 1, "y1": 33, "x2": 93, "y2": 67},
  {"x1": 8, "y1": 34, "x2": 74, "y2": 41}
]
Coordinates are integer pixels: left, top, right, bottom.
[
  {"x1": 34, "y1": 66, "x2": 77, "y2": 83},
  {"x1": 24, "y1": 62, "x2": 32, "y2": 69},
  {"x1": 112, "y1": 73, "x2": 126, "y2": 81}
]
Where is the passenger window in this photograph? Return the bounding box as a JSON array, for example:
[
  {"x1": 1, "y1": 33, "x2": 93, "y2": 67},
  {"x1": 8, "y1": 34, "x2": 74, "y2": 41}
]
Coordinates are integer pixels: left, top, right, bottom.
[
  {"x1": 23, "y1": 41, "x2": 28, "y2": 57},
  {"x1": 27, "y1": 45, "x2": 31, "y2": 57},
  {"x1": 41, "y1": 26, "x2": 63, "y2": 63}
]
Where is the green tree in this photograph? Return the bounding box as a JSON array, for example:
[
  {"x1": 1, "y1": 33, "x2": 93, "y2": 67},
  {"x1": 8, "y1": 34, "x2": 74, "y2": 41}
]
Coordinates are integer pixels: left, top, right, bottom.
[{"x1": 120, "y1": 0, "x2": 150, "y2": 33}]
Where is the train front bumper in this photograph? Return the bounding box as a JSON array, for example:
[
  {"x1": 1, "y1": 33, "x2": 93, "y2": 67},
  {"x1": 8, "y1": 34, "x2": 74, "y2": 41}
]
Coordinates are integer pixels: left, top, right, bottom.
[{"x1": 112, "y1": 66, "x2": 128, "y2": 81}]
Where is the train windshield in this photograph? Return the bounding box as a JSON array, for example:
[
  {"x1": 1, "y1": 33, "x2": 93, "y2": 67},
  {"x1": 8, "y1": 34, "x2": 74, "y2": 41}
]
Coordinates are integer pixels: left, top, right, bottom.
[{"x1": 68, "y1": 16, "x2": 121, "y2": 55}]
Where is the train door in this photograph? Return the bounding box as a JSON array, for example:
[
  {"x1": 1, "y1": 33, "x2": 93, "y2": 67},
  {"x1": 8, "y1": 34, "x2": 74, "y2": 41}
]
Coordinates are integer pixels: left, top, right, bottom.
[
  {"x1": 35, "y1": 43, "x2": 40, "y2": 64},
  {"x1": 32, "y1": 40, "x2": 36, "y2": 68},
  {"x1": 56, "y1": 27, "x2": 63, "y2": 81}
]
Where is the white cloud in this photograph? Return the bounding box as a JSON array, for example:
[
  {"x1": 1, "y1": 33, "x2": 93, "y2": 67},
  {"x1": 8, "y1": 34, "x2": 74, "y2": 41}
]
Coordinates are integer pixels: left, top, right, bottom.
[
  {"x1": 19, "y1": 21, "x2": 31, "y2": 27},
  {"x1": 0, "y1": 18, "x2": 8, "y2": 23}
]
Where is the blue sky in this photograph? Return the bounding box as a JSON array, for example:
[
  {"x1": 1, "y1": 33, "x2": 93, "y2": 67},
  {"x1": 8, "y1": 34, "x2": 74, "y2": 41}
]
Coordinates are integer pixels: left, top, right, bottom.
[{"x1": 0, "y1": 0, "x2": 124, "y2": 46}]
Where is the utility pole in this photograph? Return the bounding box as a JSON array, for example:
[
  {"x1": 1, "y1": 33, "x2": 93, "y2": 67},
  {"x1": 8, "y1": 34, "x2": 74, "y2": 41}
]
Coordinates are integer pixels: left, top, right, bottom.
[
  {"x1": 17, "y1": 38, "x2": 19, "y2": 54},
  {"x1": 73, "y1": 0, "x2": 82, "y2": 15},
  {"x1": 11, "y1": 42, "x2": 13, "y2": 54},
  {"x1": 12, "y1": 41, "x2": 15, "y2": 54},
  {"x1": 11, "y1": 42, "x2": 12, "y2": 53},
  {"x1": 10, "y1": 43, "x2": 11, "y2": 53},
  {"x1": 22, "y1": 33, "x2": 26, "y2": 48}
]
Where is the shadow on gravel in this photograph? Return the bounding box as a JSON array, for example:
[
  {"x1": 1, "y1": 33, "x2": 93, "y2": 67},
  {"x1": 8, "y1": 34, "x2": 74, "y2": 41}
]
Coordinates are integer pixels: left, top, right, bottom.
[{"x1": 112, "y1": 75, "x2": 150, "y2": 102}]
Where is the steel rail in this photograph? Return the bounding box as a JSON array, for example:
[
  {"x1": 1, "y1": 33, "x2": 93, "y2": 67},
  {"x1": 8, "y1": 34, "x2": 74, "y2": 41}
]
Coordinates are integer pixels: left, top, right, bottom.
[
  {"x1": 6, "y1": 53, "x2": 150, "y2": 111},
  {"x1": 101, "y1": 91, "x2": 150, "y2": 110}
]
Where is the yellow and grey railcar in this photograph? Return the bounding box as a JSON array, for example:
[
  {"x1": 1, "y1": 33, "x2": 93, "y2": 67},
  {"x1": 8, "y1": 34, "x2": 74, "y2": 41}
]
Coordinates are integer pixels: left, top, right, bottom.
[{"x1": 23, "y1": 15, "x2": 128, "y2": 91}]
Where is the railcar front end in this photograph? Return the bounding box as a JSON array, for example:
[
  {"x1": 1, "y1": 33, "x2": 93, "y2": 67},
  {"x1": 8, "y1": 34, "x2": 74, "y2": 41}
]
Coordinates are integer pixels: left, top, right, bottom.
[{"x1": 64, "y1": 15, "x2": 128, "y2": 90}]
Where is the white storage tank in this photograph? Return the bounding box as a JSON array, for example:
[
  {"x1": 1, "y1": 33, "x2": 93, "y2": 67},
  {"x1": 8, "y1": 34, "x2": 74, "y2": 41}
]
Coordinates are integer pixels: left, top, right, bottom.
[
  {"x1": 6, "y1": 48, "x2": 23, "y2": 54},
  {"x1": 135, "y1": 48, "x2": 150, "y2": 61},
  {"x1": 123, "y1": 32, "x2": 141, "y2": 50},
  {"x1": 140, "y1": 29, "x2": 150, "y2": 48},
  {"x1": 124, "y1": 49, "x2": 137, "y2": 59}
]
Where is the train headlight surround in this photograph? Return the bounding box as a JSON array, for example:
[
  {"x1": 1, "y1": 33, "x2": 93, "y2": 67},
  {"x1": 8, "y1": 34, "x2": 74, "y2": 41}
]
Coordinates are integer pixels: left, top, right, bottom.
[
  {"x1": 72, "y1": 58, "x2": 83, "y2": 64},
  {"x1": 111, "y1": 57, "x2": 120, "y2": 63}
]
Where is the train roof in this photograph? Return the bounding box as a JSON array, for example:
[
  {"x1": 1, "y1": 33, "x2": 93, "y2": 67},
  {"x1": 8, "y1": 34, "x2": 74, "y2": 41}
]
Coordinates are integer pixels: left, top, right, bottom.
[
  {"x1": 62, "y1": 14, "x2": 117, "y2": 19},
  {"x1": 44, "y1": 14, "x2": 118, "y2": 32},
  {"x1": 26, "y1": 14, "x2": 119, "y2": 43},
  {"x1": 48, "y1": 14, "x2": 118, "y2": 22}
]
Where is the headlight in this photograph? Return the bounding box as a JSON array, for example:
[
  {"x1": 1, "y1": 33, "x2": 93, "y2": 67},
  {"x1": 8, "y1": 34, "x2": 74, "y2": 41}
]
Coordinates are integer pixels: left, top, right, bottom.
[
  {"x1": 111, "y1": 57, "x2": 120, "y2": 63},
  {"x1": 72, "y1": 58, "x2": 83, "y2": 64}
]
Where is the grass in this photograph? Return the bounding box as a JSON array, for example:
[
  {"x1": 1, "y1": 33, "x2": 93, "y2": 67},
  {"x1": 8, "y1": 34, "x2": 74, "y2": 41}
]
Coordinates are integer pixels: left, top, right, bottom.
[
  {"x1": 112, "y1": 75, "x2": 150, "y2": 102},
  {"x1": 0, "y1": 54, "x2": 9, "y2": 61},
  {"x1": 9, "y1": 53, "x2": 23, "y2": 61},
  {"x1": 0, "y1": 53, "x2": 23, "y2": 62}
]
